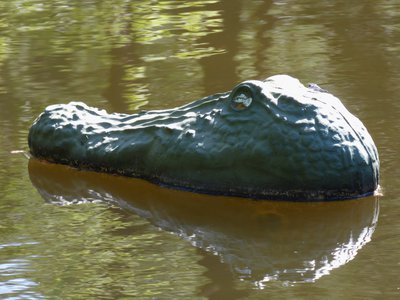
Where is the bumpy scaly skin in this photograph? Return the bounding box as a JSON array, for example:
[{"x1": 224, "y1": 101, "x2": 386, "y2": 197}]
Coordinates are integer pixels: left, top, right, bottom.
[{"x1": 28, "y1": 75, "x2": 379, "y2": 200}]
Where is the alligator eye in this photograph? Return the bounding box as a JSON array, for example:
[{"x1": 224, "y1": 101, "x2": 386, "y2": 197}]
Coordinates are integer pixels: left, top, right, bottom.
[{"x1": 230, "y1": 86, "x2": 253, "y2": 111}]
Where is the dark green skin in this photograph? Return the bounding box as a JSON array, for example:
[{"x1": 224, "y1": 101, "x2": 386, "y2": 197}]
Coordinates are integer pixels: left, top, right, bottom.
[{"x1": 28, "y1": 75, "x2": 379, "y2": 201}]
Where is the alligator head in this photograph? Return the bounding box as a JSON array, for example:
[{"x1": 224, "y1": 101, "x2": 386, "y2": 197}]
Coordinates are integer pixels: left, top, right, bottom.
[{"x1": 28, "y1": 75, "x2": 380, "y2": 200}]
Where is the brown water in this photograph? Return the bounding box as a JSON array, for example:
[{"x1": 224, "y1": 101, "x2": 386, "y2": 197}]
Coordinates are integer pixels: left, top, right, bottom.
[{"x1": 1, "y1": 1, "x2": 399, "y2": 299}]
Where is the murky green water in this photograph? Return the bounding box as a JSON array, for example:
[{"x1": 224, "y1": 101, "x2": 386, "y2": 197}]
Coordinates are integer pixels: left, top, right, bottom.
[{"x1": 1, "y1": 1, "x2": 399, "y2": 299}]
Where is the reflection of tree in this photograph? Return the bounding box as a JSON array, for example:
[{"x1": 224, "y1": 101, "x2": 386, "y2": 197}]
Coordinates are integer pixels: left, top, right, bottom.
[
  {"x1": 321, "y1": 2, "x2": 399, "y2": 110},
  {"x1": 0, "y1": 0, "x2": 227, "y2": 121},
  {"x1": 102, "y1": 44, "x2": 143, "y2": 112},
  {"x1": 198, "y1": 0, "x2": 242, "y2": 93},
  {"x1": 101, "y1": 0, "x2": 225, "y2": 112},
  {"x1": 199, "y1": 0, "x2": 276, "y2": 93},
  {"x1": 235, "y1": 1, "x2": 276, "y2": 79},
  {"x1": 1, "y1": 0, "x2": 399, "y2": 116},
  {"x1": 101, "y1": 2, "x2": 142, "y2": 113}
]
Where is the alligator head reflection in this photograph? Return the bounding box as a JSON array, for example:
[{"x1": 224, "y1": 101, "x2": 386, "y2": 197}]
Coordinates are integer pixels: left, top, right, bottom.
[
  {"x1": 28, "y1": 75, "x2": 379, "y2": 201},
  {"x1": 28, "y1": 159, "x2": 379, "y2": 285}
]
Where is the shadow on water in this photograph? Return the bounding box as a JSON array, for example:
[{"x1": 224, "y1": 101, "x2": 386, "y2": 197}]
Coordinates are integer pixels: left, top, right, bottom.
[{"x1": 28, "y1": 158, "x2": 379, "y2": 288}]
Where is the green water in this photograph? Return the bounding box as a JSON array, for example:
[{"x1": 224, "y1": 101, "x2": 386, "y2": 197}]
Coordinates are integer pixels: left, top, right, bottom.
[{"x1": 1, "y1": 1, "x2": 399, "y2": 299}]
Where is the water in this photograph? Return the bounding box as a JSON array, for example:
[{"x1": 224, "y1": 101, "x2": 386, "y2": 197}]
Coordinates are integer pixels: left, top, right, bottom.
[{"x1": 1, "y1": 0, "x2": 399, "y2": 299}]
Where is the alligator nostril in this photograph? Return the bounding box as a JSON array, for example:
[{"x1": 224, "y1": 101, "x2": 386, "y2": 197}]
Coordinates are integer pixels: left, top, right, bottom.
[{"x1": 308, "y1": 83, "x2": 328, "y2": 93}]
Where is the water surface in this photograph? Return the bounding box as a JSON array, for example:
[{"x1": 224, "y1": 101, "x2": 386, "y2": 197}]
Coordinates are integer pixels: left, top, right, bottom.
[{"x1": 1, "y1": 1, "x2": 399, "y2": 299}]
